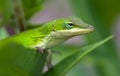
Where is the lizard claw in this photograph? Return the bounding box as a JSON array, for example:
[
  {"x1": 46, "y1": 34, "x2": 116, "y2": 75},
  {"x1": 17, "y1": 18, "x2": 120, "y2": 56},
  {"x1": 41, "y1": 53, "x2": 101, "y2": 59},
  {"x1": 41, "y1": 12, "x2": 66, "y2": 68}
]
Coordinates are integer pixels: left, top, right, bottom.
[{"x1": 35, "y1": 47, "x2": 44, "y2": 53}]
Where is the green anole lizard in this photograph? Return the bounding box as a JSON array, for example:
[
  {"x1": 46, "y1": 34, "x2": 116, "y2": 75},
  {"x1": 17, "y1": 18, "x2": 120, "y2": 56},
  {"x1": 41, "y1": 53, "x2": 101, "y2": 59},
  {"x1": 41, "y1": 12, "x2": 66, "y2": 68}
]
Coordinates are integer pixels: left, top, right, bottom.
[
  {"x1": 0, "y1": 17, "x2": 94, "y2": 50},
  {"x1": 0, "y1": 17, "x2": 94, "y2": 70}
]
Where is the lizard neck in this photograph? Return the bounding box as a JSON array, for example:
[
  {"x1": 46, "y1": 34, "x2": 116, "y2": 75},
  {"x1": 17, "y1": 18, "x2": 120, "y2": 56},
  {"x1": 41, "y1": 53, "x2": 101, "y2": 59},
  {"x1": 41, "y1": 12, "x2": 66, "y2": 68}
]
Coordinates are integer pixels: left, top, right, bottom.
[{"x1": 34, "y1": 32, "x2": 69, "y2": 49}]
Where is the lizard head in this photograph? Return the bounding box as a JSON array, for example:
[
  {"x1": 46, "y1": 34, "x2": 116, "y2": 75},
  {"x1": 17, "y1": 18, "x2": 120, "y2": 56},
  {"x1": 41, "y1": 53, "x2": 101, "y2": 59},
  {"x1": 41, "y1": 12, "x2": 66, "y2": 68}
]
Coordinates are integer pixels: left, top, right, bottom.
[
  {"x1": 36, "y1": 17, "x2": 94, "y2": 49},
  {"x1": 50, "y1": 17, "x2": 94, "y2": 38}
]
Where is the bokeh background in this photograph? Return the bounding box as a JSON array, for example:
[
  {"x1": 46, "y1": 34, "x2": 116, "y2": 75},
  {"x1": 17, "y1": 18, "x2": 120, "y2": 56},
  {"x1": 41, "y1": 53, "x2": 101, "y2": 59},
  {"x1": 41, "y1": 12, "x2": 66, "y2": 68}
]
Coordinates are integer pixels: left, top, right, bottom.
[{"x1": 0, "y1": 0, "x2": 120, "y2": 76}]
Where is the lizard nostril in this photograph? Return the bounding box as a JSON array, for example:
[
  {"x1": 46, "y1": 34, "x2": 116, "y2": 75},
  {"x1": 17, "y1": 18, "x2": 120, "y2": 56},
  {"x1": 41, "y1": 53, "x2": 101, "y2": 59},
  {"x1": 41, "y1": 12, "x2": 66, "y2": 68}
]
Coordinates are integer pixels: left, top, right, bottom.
[{"x1": 88, "y1": 25, "x2": 94, "y2": 31}]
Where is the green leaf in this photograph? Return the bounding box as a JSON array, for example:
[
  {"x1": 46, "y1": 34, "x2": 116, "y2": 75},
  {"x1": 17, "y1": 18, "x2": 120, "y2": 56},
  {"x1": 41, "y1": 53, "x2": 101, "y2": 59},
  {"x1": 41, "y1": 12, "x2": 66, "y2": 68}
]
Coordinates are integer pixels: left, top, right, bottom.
[
  {"x1": 0, "y1": 41, "x2": 47, "y2": 76},
  {"x1": 43, "y1": 35, "x2": 113, "y2": 76}
]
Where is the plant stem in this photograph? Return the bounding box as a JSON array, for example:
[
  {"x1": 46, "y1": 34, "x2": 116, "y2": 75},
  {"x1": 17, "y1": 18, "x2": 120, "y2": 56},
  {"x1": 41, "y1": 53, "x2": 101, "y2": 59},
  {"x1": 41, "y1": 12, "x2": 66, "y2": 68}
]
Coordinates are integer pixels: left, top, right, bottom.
[{"x1": 13, "y1": 0, "x2": 26, "y2": 32}]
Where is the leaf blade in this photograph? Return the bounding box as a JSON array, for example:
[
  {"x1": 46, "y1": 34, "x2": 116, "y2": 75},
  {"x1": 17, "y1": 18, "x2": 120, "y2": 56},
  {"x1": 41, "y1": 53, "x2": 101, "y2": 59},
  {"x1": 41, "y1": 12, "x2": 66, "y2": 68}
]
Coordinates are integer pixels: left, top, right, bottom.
[
  {"x1": 0, "y1": 41, "x2": 47, "y2": 76},
  {"x1": 43, "y1": 35, "x2": 113, "y2": 76}
]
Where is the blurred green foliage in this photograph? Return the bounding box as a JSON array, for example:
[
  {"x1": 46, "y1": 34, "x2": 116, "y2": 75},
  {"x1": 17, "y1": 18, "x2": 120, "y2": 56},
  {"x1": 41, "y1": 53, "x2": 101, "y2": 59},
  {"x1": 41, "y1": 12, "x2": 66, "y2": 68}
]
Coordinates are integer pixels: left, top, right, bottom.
[
  {"x1": 70, "y1": 0, "x2": 120, "y2": 76},
  {"x1": 0, "y1": 0, "x2": 46, "y2": 28},
  {"x1": 0, "y1": 0, "x2": 13, "y2": 24},
  {"x1": 22, "y1": 0, "x2": 46, "y2": 20}
]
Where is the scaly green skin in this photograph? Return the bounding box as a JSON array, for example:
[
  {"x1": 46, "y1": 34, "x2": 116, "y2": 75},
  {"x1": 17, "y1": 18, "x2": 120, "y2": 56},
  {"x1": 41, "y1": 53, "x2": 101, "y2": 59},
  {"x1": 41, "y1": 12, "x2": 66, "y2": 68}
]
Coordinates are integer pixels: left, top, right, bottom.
[{"x1": 1, "y1": 17, "x2": 94, "y2": 49}]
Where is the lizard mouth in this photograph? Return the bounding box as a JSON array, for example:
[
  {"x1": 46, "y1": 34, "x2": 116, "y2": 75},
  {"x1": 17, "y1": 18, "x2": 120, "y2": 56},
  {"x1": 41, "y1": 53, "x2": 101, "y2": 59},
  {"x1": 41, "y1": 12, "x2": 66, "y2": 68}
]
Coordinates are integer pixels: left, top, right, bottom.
[{"x1": 51, "y1": 25, "x2": 94, "y2": 38}]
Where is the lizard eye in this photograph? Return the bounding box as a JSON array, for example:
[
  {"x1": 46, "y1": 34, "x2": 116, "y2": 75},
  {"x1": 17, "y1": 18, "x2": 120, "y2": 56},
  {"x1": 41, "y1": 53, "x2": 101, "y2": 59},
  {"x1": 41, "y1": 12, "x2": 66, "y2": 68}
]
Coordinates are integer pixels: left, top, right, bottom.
[
  {"x1": 64, "y1": 22, "x2": 74, "y2": 29},
  {"x1": 67, "y1": 23, "x2": 73, "y2": 27}
]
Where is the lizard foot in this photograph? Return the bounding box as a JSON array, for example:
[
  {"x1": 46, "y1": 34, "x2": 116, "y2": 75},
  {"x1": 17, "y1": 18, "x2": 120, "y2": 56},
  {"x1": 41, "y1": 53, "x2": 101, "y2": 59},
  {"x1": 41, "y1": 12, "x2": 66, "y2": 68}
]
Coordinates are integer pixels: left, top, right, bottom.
[{"x1": 35, "y1": 47, "x2": 45, "y2": 53}]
